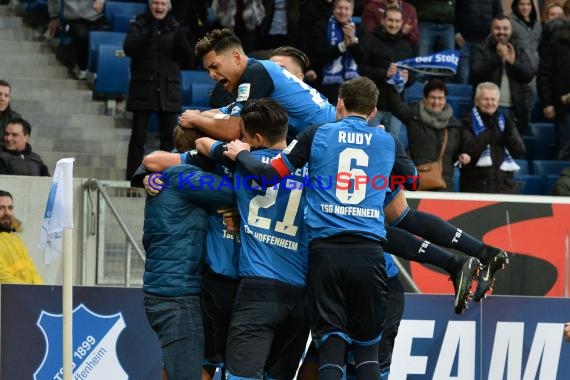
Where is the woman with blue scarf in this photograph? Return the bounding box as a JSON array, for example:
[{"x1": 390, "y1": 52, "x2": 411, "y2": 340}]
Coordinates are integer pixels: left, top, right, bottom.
[
  {"x1": 459, "y1": 82, "x2": 526, "y2": 194},
  {"x1": 309, "y1": 0, "x2": 361, "y2": 104}
]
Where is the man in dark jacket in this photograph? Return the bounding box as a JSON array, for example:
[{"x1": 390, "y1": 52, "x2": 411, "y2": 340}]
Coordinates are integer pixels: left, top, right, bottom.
[
  {"x1": 0, "y1": 80, "x2": 21, "y2": 130},
  {"x1": 409, "y1": 0, "x2": 455, "y2": 56},
  {"x1": 0, "y1": 118, "x2": 49, "y2": 176},
  {"x1": 459, "y1": 82, "x2": 526, "y2": 194},
  {"x1": 470, "y1": 16, "x2": 536, "y2": 134},
  {"x1": 538, "y1": 16, "x2": 570, "y2": 161},
  {"x1": 142, "y1": 126, "x2": 233, "y2": 380},
  {"x1": 123, "y1": 0, "x2": 195, "y2": 180},
  {"x1": 455, "y1": 0, "x2": 503, "y2": 84},
  {"x1": 354, "y1": 6, "x2": 413, "y2": 140}
]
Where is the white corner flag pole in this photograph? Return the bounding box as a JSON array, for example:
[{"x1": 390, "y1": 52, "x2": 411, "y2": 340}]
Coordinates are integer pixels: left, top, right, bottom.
[
  {"x1": 63, "y1": 225, "x2": 73, "y2": 379},
  {"x1": 60, "y1": 159, "x2": 74, "y2": 380},
  {"x1": 39, "y1": 158, "x2": 75, "y2": 379}
]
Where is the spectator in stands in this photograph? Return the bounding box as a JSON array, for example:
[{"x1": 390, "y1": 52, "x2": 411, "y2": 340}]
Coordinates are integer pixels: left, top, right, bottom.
[
  {"x1": 354, "y1": 6, "x2": 413, "y2": 140},
  {"x1": 296, "y1": 0, "x2": 334, "y2": 85},
  {"x1": 0, "y1": 80, "x2": 21, "y2": 130},
  {"x1": 255, "y1": 0, "x2": 300, "y2": 50},
  {"x1": 552, "y1": 167, "x2": 570, "y2": 195},
  {"x1": 409, "y1": 0, "x2": 456, "y2": 56},
  {"x1": 543, "y1": 2, "x2": 565, "y2": 22},
  {"x1": 539, "y1": 1, "x2": 569, "y2": 57},
  {"x1": 454, "y1": 0, "x2": 503, "y2": 84},
  {"x1": 0, "y1": 118, "x2": 50, "y2": 176},
  {"x1": 210, "y1": 0, "x2": 267, "y2": 53},
  {"x1": 565, "y1": 322, "x2": 570, "y2": 341},
  {"x1": 470, "y1": 16, "x2": 536, "y2": 134},
  {"x1": 508, "y1": 0, "x2": 541, "y2": 77},
  {"x1": 0, "y1": 190, "x2": 44, "y2": 284},
  {"x1": 361, "y1": 0, "x2": 419, "y2": 47},
  {"x1": 171, "y1": 0, "x2": 210, "y2": 38},
  {"x1": 123, "y1": 0, "x2": 195, "y2": 180},
  {"x1": 47, "y1": 0, "x2": 108, "y2": 80},
  {"x1": 459, "y1": 82, "x2": 526, "y2": 194},
  {"x1": 538, "y1": 5, "x2": 570, "y2": 161},
  {"x1": 308, "y1": 0, "x2": 362, "y2": 104},
  {"x1": 387, "y1": 79, "x2": 464, "y2": 191}
]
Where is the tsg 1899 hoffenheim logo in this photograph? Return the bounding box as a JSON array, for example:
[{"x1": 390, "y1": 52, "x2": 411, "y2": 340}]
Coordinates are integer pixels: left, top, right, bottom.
[{"x1": 34, "y1": 304, "x2": 128, "y2": 380}]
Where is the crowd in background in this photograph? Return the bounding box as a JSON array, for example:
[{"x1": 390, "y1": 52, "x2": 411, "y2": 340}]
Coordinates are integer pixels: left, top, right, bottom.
[{"x1": 2, "y1": 0, "x2": 570, "y2": 192}]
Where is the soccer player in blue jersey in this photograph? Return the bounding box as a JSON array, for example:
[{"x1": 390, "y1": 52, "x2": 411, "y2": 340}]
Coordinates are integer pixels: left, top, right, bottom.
[
  {"x1": 298, "y1": 253, "x2": 405, "y2": 380},
  {"x1": 222, "y1": 77, "x2": 417, "y2": 380},
  {"x1": 178, "y1": 28, "x2": 336, "y2": 140},
  {"x1": 196, "y1": 98, "x2": 310, "y2": 380},
  {"x1": 177, "y1": 29, "x2": 508, "y2": 308}
]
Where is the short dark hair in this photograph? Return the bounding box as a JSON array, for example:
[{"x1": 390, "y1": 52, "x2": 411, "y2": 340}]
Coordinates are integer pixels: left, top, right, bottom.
[
  {"x1": 0, "y1": 190, "x2": 12, "y2": 199},
  {"x1": 338, "y1": 77, "x2": 378, "y2": 115},
  {"x1": 492, "y1": 15, "x2": 511, "y2": 25},
  {"x1": 384, "y1": 6, "x2": 403, "y2": 18},
  {"x1": 240, "y1": 98, "x2": 288, "y2": 145},
  {"x1": 423, "y1": 79, "x2": 448, "y2": 98},
  {"x1": 0, "y1": 79, "x2": 11, "y2": 90},
  {"x1": 271, "y1": 46, "x2": 310, "y2": 72},
  {"x1": 173, "y1": 125, "x2": 205, "y2": 152},
  {"x1": 195, "y1": 28, "x2": 243, "y2": 59},
  {"x1": 5, "y1": 118, "x2": 31, "y2": 135}
]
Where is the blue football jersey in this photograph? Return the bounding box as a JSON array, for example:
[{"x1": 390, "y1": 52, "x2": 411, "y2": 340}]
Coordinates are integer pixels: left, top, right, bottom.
[
  {"x1": 219, "y1": 58, "x2": 336, "y2": 136},
  {"x1": 205, "y1": 213, "x2": 241, "y2": 279},
  {"x1": 234, "y1": 148, "x2": 309, "y2": 286},
  {"x1": 299, "y1": 116, "x2": 396, "y2": 242}
]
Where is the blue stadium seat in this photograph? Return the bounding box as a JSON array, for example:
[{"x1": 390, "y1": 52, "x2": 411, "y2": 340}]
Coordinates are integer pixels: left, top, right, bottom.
[
  {"x1": 531, "y1": 160, "x2": 569, "y2": 177},
  {"x1": 94, "y1": 45, "x2": 131, "y2": 97},
  {"x1": 514, "y1": 159, "x2": 529, "y2": 176},
  {"x1": 522, "y1": 135, "x2": 536, "y2": 161},
  {"x1": 528, "y1": 123, "x2": 556, "y2": 160},
  {"x1": 181, "y1": 70, "x2": 214, "y2": 85},
  {"x1": 181, "y1": 71, "x2": 215, "y2": 107},
  {"x1": 404, "y1": 81, "x2": 424, "y2": 103},
  {"x1": 88, "y1": 31, "x2": 126, "y2": 73},
  {"x1": 545, "y1": 174, "x2": 560, "y2": 195},
  {"x1": 190, "y1": 83, "x2": 215, "y2": 110},
  {"x1": 445, "y1": 83, "x2": 472, "y2": 98},
  {"x1": 446, "y1": 96, "x2": 471, "y2": 119},
  {"x1": 104, "y1": 1, "x2": 147, "y2": 32},
  {"x1": 515, "y1": 174, "x2": 545, "y2": 195},
  {"x1": 453, "y1": 166, "x2": 460, "y2": 192}
]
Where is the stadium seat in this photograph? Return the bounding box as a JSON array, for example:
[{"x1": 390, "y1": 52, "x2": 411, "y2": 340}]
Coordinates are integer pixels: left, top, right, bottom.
[
  {"x1": 545, "y1": 174, "x2": 560, "y2": 195},
  {"x1": 190, "y1": 83, "x2": 216, "y2": 110},
  {"x1": 515, "y1": 174, "x2": 545, "y2": 195},
  {"x1": 94, "y1": 45, "x2": 131, "y2": 97},
  {"x1": 528, "y1": 123, "x2": 556, "y2": 160},
  {"x1": 404, "y1": 81, "x2": 424, "y2": 103},
  {"x1": 181, "y1": 70, "x2": 214, "y2": 85},
  {"x1": 522, "y1": 135, "x2": 536, "y2": 161},
  {"x1": 445, "y1": 83, "x2": 472, "y2": 98},
  {"x1": 104, "y1": 1, "x2": 147, "y2": 32},
  {"x1": 531, "y1": 160, "x2": 569, "y2": 177},
  {"x1": 453, "y1": 166, "x2": 460, "y2": 192},
  {"x1": 514, "y1": 159, "x2": 529, "y2": 176},
  {"x1": 88, "y1": 31, "x2": 127, "y2": 73},
  {"x1": 181, "y1": 71, "x2": 215, "y2": 107},
  {"x1": 446, "y1": 96, "x2": 471, "y2": 119}
]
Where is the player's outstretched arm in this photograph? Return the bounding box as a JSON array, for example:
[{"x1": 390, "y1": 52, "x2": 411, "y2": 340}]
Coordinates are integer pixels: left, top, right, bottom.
[{"x1": 142, "y1": 151, "x2": 182, "y2": 172}]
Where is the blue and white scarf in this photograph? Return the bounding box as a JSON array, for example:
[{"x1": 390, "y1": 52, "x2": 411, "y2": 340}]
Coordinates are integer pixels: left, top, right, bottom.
[
  {"x1": 471, "y1": 107, "x2": 520, "y2": 172},
  {"x1": 322, "y1": 16, "x2": 359, "y2": 85},
  {"x1": 387, "y1": 50, "x2": 460, "y2": 93}
]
